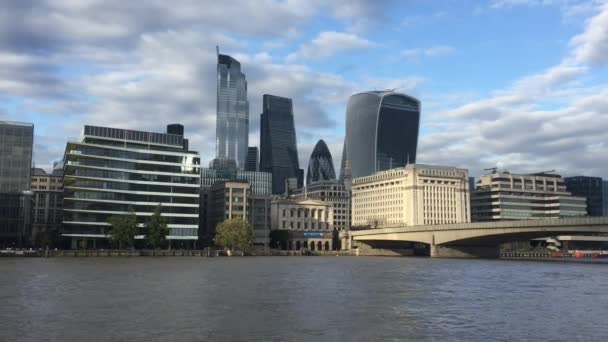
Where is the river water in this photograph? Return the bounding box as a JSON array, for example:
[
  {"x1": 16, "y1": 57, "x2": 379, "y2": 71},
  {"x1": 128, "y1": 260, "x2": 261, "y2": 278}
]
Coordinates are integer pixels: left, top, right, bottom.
[{"x1": 1, "y1": 257, "x2": 606, "y2": 341}]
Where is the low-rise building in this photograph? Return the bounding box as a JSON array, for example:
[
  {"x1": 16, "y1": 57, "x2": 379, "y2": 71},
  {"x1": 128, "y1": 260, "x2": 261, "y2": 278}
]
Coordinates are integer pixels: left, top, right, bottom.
[
  {"x1": 203, "y1": 180, "x2": 271, "y2": 249},
  {"x1": 351, "y1": 164, "x2": 470, "y2": 228},
  {"x1": 31, "y1": 167, "x2": 63, "y2": 244},
  {"x1": 291, "y1": 180, "x2": 351, "y2": 231},
  {"x1": 270, "y1": 198, "x2": 335, "y2": 251},
  {"x1": 471, "y1": 172, "x2": 587, "y2": 221}
]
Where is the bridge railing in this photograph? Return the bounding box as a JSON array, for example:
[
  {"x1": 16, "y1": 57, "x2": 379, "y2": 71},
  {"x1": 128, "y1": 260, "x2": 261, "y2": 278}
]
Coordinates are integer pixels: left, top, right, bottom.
[{"x1": 349, "y1": 216, "x2": 608, "y2": 235}]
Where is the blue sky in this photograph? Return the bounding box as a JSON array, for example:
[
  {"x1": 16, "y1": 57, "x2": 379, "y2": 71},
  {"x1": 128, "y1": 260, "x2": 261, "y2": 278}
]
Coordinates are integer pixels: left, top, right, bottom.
[{"x1": 0, "y1": 0, "x2": 607, "y2": 178}]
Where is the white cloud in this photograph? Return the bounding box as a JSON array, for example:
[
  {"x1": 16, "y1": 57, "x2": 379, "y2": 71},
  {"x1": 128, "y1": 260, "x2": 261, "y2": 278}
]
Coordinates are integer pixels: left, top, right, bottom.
[
  {"x1": 400, "y1": 45, "x2": 455, "y2": 59},
  {"x1": 570, "y1": 2, "x2": 608, "y2": 65},
  {"x1": 286, "y1": 31, "x2": 375, "y2": 62}
]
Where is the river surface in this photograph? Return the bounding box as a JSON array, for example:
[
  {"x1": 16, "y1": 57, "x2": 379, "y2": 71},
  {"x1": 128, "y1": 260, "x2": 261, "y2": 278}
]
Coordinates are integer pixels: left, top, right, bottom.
[{"x1": 1, "y1": 257, "x2": 607, "y2": 341}]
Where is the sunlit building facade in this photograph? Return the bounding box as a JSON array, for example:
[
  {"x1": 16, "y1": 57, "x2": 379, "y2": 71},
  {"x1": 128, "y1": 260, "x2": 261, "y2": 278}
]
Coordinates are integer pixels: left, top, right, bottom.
[{"x1": 62, "y1": 125, "x2": 201, "y2": 248}]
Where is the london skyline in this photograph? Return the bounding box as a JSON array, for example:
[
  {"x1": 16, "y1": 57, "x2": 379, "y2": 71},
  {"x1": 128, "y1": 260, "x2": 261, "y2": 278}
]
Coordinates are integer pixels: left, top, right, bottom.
[{"x1": 0, "y1": 1, "x2": 607, "y2": 179}]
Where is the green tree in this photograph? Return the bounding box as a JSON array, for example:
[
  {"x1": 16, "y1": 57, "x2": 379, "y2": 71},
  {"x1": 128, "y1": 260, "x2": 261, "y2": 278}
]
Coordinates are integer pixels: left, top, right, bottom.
[
  {"x1": 108, "y1": 209, "x2": 138, "y2": 249},
  {"x1": 146, "y1": 205, "x2": 168, "y2": 249},
  {"x1": 214, "y1": 218, "x2": 253, "y2": 253}
]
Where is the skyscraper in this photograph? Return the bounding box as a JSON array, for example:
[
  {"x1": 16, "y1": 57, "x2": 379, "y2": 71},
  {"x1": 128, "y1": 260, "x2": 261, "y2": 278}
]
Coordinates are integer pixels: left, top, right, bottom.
[
  {"x1": 0, "y1": 121, "x2": 34, "y2": 247},
  {"x1": 343, "y1": 91, "x2": 420, "y2": 179},
  {"x1": 215, "y1": 50, "x2": 249, "y2": 169},
  {"x1": 245, "y1": 146, "x2": 259, "y2": 172},
  {"x1": 306, "y1": 139, "x2": 336, "y2": 185},
  {"x1": 259, "y1": 94, "x2": 302, "y2": 194},
  {"x1": 62, "y1": 124, "x2": 201, "y2": 249}
]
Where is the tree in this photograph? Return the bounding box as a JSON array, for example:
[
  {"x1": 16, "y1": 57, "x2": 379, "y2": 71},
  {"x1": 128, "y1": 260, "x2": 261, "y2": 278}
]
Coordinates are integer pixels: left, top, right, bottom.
[
  {"x1": 146, "y1": 205, "x2": 168, "y2": 249},
  {"x1": 108, "y1": 209, "x2": 138, "y2": 249},
  {"x1": 214, "y1": 218, "x2": 253, "y2": 253}
]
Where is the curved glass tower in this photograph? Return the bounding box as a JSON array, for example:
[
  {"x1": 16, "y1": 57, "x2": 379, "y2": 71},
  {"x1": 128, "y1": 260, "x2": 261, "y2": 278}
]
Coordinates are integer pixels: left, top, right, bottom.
[
  {"x1": 306, "y1": 139, "x2": 336, "y2": 185},
  {"x1": 216, "y1": 52, "x2": 249, "y2": 169},
  {"x1": 345, "y1": 91, "x2": 420, "y2": 179}
]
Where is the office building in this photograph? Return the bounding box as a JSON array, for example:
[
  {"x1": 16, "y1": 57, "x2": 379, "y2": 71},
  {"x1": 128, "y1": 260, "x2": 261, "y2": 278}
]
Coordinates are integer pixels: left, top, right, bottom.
[
  {"x1": 342, "y1": 91, "x2": 420, "y2": 179},
  {"x1": 351, "y1": 164, "x2": 470, "y2": 228},
  {"x1": 31, "y1": 167, "x2": 63, "y2": 244},
  {"x1": 0, "y1": 121, "x2": 34, "y2": 247},
  {"x1": 291, "y1": 180, "x2": 350, "y2": 231},
  {"x1": 604, "y1": 181, "x2": 608, "y2": 215},
  {"x1": 270, "y1": 198, "x2": 335, "y2": 251},
  {"x1": 306, "y1": 139, "x2": 336, "y2": 185},
  {"x1": 62, "y1": 124, "x2": 201, "y2": 249},
  {"x1": 471, "y1": 172, "x2": 587, "y2": 221},
  {"x1": 215, "y1": 51, "x2": 249, "y2": 169},
  {"x1": 245, "y1": 146, "x2": 259, "y2": 172},
  {"x1": 201, "y1": 167, "x2": 271, "y2": 195},
  {"x1": 564, "y1": 176, "x2": 604, "y2": 216},
  {"x1": 259, "y1": 94, "x2": 303, "y2": 194},
  {"x1": 203, "y1": 180, "x2": 271, "y2": 248}
]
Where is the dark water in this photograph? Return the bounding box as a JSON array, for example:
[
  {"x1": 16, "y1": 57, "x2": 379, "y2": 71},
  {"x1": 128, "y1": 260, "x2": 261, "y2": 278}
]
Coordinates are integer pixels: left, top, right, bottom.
[{"x1": 1, "y1": 257, "x2": 607, "y2": 341}]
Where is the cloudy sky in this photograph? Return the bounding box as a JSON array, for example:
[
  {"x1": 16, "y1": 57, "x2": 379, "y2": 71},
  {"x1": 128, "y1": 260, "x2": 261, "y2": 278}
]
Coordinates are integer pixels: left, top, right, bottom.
[{"x1": 1, "y1": 0, "x2": 607, "y2": 178}]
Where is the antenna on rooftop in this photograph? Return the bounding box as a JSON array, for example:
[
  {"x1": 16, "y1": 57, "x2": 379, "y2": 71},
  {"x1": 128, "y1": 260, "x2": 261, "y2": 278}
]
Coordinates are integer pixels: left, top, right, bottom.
[
  {"x1": 536, "y1": 170, "x2": 556, "y2": 175},
  {"x1": 484, "y1": 167, "x2": 497, "y2": 174},
  {"x1": 216, "y1": 45, "x2": 219, "y2": 55}
]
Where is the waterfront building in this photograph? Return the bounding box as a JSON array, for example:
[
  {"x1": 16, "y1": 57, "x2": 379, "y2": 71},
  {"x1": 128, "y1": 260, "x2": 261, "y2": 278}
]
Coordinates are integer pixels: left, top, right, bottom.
[
  {"x1": 202, "y1": 180, "x2": 271, "y2": 248},
  {"x1": 564, "y1": 176, "x2": 604, "y2": 217},
  {"x1": 245, "y1": 146, "x2": 259, "y2": 172},
  {"x1": 215, "y1": 51, "x2": 249, "y2": 169},
  {"x1": 31, "y1": 167, "x2": 63, "y2": 244},
  {"x1": 291, "y1": 180, "x2": 350, "y2": 231},
  {"x1": 270, "y1": 198, "x2": 335, "y2": 251},
  {"x1": 259, "y1": 94, "x2": 303, "y2": 194},
  {"x1": 306, "y1": 139, "x2": 336, "y2": 185},
  {"x1": 62, "y1": 124, "x2": 201, "y2": 249},
  {"x1": 604, "y1": 181, "x2": 608, "y2": 215},
  {"x1": 342, "y1": 91, "x2": 420, "y2": 179},
  {"x1": 0, "y1": 121, "x2": 34, "y2": 247},
  {"x1": 471, "y1": 172, "x2": 587, "y2": 221},
  {"x1": 351, "y1": 164, "x2": 470, "y2": 228}
]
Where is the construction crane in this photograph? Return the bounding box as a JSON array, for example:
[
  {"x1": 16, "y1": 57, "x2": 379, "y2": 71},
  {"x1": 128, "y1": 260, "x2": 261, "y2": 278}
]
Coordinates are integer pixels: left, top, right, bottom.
[{"x1": 484, "y1": 167, "x2": 497, "y2": 174}]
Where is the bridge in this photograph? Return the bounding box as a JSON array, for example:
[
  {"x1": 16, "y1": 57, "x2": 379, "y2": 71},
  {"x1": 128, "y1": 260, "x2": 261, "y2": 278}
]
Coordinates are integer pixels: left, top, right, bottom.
[{"x1": 348, "y1": 217, "x2": 608, "y2": 258}]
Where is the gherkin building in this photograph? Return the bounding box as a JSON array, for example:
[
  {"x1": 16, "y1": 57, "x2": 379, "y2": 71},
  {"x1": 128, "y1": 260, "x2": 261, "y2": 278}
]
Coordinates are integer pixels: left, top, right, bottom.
[{"x1": 306, "y1": 139, "x2": 336, "y2": 185}]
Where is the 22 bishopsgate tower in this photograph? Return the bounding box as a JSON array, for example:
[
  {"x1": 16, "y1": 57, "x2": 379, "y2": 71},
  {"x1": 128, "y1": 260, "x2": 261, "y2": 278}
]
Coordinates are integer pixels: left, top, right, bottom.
[
  {"x1": 341, "y1": 91, "x2": 420, "y2": 179},
  {"x1": 214, "y1": 49, "x2": 249, "y2": 169}
]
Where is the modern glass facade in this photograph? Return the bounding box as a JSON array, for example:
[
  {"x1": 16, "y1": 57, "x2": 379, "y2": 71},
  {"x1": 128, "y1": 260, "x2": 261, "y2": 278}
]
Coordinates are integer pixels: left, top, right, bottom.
[
  {"x1": 306, "y1": 139, "x2": 336, "y2": 185},
  {"x1": 201, "y1": 167, "x2": 272, "y2": 195},
  {"x1": 604, "y1": 181, "x2": 608, "y2": 216},
  {"x1": 245, "y1": 146, "x2": 259, "y2": 172},
  {"x1": 62, "y1": 125, "x2": 201, "y2": 247},
  {"x1": 564, "y1": 176, "x2": 604, "y2": 216},
  {"x1": 345, "y1": 91, "x2": 420, "y2": 179},
  {"x1": 0, "y1": 121, "x2": 34, "y2": 247},
  {"x1": 259, "y1": 94, "x2": 302, "y2": 194},
  {"x1": 0, "y1": 121, "x2": 34, "y2": 192},
  {"x1": 216, "y1": 53, "x2": 249, "y2": 169}
]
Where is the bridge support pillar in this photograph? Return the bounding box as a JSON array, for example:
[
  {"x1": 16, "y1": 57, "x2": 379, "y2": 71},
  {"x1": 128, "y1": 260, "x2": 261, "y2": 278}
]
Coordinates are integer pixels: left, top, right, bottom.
[{"x1": 430, "y1": 245, "x2": 500, "y2": 259}]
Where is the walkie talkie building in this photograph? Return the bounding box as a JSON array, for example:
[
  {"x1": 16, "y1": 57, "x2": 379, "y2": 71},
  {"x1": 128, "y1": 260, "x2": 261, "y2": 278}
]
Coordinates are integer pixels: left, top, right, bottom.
[{"x1": 344, "y1": 91, "x2": 420, "y2": 179}]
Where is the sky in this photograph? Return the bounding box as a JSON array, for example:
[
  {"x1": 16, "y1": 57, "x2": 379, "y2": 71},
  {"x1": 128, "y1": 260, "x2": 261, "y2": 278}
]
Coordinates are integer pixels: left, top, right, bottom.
[{"x1": 1, "y1": 0, "x2": 607, "y2": 179}]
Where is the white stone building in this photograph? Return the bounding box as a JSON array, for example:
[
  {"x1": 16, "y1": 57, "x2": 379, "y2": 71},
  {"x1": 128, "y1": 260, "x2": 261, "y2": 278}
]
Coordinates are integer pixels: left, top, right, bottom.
[{"x1": 351, "y1": 164, "x2": 470, "y2": 228}]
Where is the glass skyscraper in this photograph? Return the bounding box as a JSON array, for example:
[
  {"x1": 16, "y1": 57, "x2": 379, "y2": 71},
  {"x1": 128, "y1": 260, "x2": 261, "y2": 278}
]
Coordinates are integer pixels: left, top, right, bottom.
[
  {"x1": 0, "y1": 121, "x2": 34, "y2": 247},
  {"x1": 245, "y1": 146, "x2": 259, "y2": 172},
  {"x1": 306, "y1": 139, "x2": 336, "y2": 185},
  {"x1": 259, "y1": 94, "x2": 302, "y2": 194},
  {"x1": 215, "y1": 51, "x2": 249, "y2": 169},
  {"x1": 343, "y1": 91, "x2": 420, "y2": 179},
  {"x1": 62, "y1": 125, "x2": 201, "y2": 248}
]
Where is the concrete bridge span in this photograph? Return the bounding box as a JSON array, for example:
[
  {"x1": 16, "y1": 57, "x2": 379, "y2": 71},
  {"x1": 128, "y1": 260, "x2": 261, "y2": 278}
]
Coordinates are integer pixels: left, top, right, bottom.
[{"x1": 349, "y1": 217, "x2": 608, "y2": 258}]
